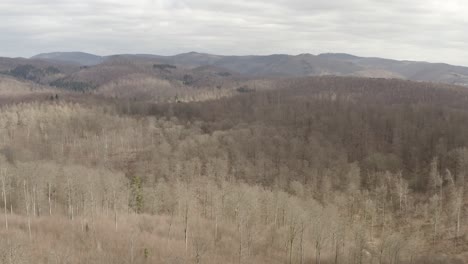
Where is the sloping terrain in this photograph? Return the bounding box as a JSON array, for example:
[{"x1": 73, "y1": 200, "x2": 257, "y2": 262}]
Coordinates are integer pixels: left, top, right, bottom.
[
  {"x1": 0, "y1": 76, "x2": 467, "y2": 263},
  {"x1": 32, "y1": 51, "x2": 103, "y2": 66},
  {"x1": 0, "y1": 55, "x2": 244, "y2": 102},
  {"x1": 155, "y1": 52, "x2": 468, "y2": 85},
  {"x1": 30, "y1": 51, "x2": 468, "y2": 86}
]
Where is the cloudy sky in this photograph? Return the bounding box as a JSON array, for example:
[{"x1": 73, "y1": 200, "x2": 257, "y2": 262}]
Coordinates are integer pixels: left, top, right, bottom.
[{"x1": 1, "y1": 0, "x2": 467, "y2": 65}]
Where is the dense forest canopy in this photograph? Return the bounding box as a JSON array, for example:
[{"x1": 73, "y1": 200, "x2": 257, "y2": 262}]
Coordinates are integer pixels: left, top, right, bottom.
[
  {"x1": 139, "y1": 77, "x2": 468, "y2": 191},
  {"x1": 0, "y1": 69, "x2": 467, "y2": 263}
]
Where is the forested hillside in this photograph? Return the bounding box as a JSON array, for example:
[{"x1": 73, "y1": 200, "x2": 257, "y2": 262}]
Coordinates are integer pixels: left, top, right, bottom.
[
  {"x1": 0, "y1": 75, "x2": 467, "y2": 263},
  {"x1": 29, "y1": 52, "x2": 468, "y2": 86}
]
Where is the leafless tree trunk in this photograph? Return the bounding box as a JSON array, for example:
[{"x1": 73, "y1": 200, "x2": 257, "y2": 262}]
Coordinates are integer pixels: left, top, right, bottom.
[
  {"x1": 67, "y1": 175, "x2": 74, "y2": 221},
  {"x1": 430, "y1": 195, "x2": 441, "y2": 244},
  {"x1": 113, "y1": 190, "x2": 118, "y2": 231},
  {"x1": 1, "y1": 171, "x2": 8, "y2": 230},
  {"x1": 32, "y1": 184, "x2": 37, "y2": 217},
  {"x1": 300, "y1": 223, "x2": 305, "y2": 264},
  {"x1": 48, "y1": 182, "x2": 52, "y2": 216},
  {"x1": 23, "y1": 179, "x2": 32, "y2": 240},
  {"x1": 184, "y1": 199, "x2": 189, "y2": 256},
  {"x1": 455, "y1": 190, "x2": 463, "y2": 241},
  {"x1": 316, "y1": 240, "x2": 322, "y2": 264},
  {"x1": 333, "y1": 232, "x2": 341, "y2": 264},
  {"x1": 214, "y1": 213, "x2": 218, "y2": 247},
  {"x1": 235, "y1": 201, "x2": 244, "y2": 264},
  {"x1": 166, "y1": 210, "x2": 174, "y2": 248},
  {"x1": 238, "y1": 219, "x2": 242, "y2": 264},
  {"x1": 130, "y1": 234, "x2": 135, "y2": 264},
  {"x1": 287, "y1": 219, "x2": 298, "y2": 264},
  {"x1": 397, "y1": 173, "x2": 407, "y2": 212}
]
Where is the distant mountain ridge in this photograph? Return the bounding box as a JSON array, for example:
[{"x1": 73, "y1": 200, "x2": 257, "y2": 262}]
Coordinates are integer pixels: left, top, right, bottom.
[
  {"x1": 30, "y1": 51, "x2": 468, "y2": 86},
  {"x1": 32, "y1": 52, "x2": 103, "y2": 66}
]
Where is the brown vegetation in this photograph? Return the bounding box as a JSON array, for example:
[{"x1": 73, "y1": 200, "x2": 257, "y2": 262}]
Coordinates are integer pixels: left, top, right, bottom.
[{"x1": 0, "y1": 76, "x2": 467, "y2": 263}]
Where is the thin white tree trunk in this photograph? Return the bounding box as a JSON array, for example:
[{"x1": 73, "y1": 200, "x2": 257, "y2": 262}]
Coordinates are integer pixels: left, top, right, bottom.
[
  {"x1": 214, "y1": 214, "x2": 218, "y2": 246},
  {"x1": 457, "y1": 208, "x2": 460, "y2": 236},
  {"x1": 67, "y1": 176, "x2": 74, "y2": 221},
  {"x1": 48, "y1": 183, "x2": 52, "y2": 216},
  {"x1": 130, "y1": 235, "x2": 135, "y2": 264},
  {"x1": 184, "y1": 200, "x2": 189, "y2": 256},
  {"x1": 113, "y1": 190, "x2": 118, "y2": 231},
  {"x1": 2, "y1": 174, "x2": 8, "y2": 230},
  {"x1": 32, "y1": 184, "x2": 36, "y2": 217},
  {"x1": 23, "y1": 180, "x2": 32, "y2": 240},
  {"x1": 456, "y1": 200, "x2": 461, "y2": 240}
]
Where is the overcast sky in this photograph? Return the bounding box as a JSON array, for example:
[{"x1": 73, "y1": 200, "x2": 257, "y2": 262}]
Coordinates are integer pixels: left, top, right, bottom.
[{"x1": 0, "y1": 0, "x2": 467, "y2": 65}]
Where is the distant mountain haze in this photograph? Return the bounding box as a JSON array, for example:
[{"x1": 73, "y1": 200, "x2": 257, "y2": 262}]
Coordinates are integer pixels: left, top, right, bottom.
[
  {"x1": 28, "y1": 51, "x2": 468, "y2": 86},
  {"x1": 32, "y1": 52, "x2": 104, "y2": 66}
]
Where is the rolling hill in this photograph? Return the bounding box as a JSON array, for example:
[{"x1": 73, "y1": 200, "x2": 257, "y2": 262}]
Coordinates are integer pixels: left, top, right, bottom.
[
  {"x1": 31, "y1": 51, "x2": 468, "y2": 86},
  {"x1": 32, "y1": 51, "x2": 103, "y2": 66}
]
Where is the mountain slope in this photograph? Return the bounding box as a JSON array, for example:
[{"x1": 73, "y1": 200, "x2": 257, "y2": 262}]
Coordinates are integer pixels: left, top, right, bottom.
[
  {"x1": 120, "y1": 52, "x2": 468, "y2": 85},
  {"x1": 29, "y1": 51, "x2": 468, "y2": 86},
  {"x1": 32, "y1": 52, "x2": 103, "y2": 66}
]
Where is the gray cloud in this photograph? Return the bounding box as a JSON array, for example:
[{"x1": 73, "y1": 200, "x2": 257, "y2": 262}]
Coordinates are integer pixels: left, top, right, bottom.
[{"x1": 0, "y1": 0, "x2": 467, "y2": 66}]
